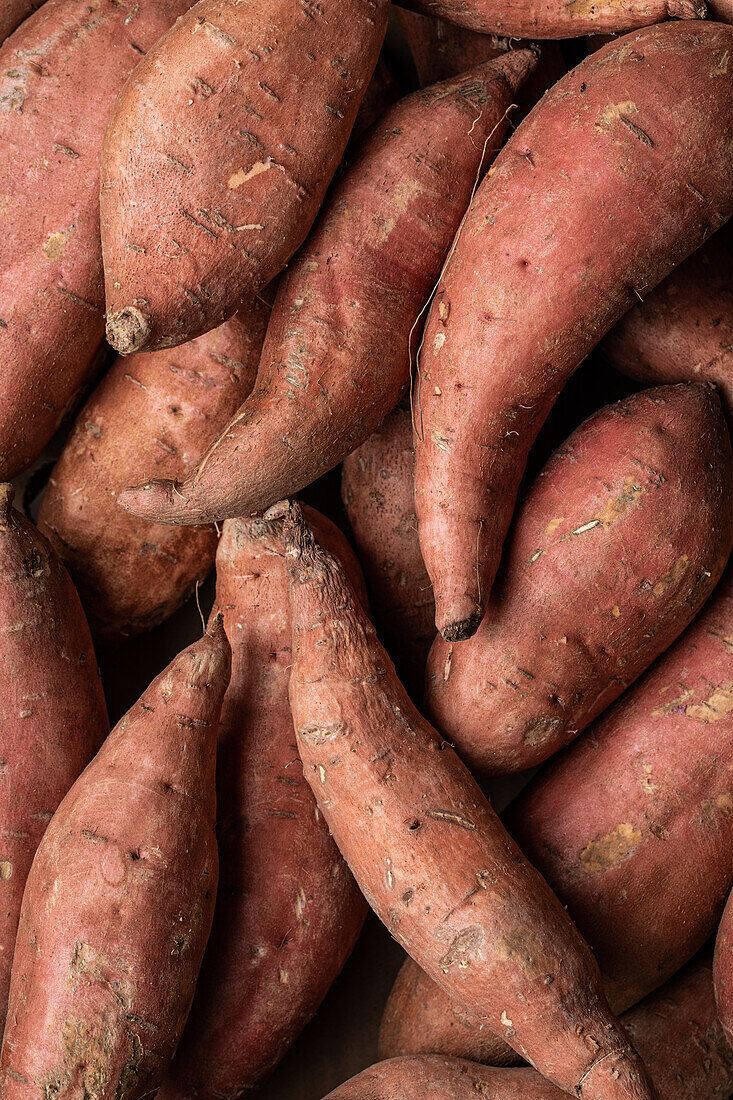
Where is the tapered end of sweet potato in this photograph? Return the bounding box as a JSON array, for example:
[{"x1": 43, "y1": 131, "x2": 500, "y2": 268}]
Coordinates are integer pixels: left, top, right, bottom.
[
  {"x1": 118, "y1": 478, "x2": 185, "y2": 524},
  {"x1": 0, "y1": 483, "x2": 15, "y2": 522},
  {"x1": 437, "y1": 599, "x2": 483, "y2": 642},
  {"x1": 106, "y1": 305, "x2": 151, "y2": 356},
  {"x1": 667, "y1": 0, "x2": 707, "y2": 17},
  {"x1": 494, "y1": 47, "x2": 538, "y2": 95}
]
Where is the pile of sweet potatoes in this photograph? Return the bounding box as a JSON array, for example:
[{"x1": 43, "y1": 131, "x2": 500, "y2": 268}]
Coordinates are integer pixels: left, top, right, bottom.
[{"x1": 0, "y1": 2, "x2": 732, "y2": 1098}]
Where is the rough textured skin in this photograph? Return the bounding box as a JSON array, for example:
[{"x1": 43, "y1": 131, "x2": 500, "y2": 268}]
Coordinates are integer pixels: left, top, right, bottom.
[
  {"x1": 0, "y1": 0, "x2": 193, "y2": 481},
  {"x1": 0, "y1": 485, "x2": 108, "y2": 1032},
  {"x1": 0, "y1": 0, "x2": 44, "y2": 43},
  {"x1": 281, "y1": 501, "x2": 656, "y2": 1100},
  {"x1": 101, "y1": 0, "x2": 389, "y2": 356},
  {"x1": 602, "y1": 237, "x2": 733, "y2": 421},
  {"x1": 413, "y1": 22, "x2": 733, "y2": 641},
  {"x1": 715, "y1": 891, "x2": 733, "y2": 1049},
  {"x1": 118, "y1": 54, "x2": 536, "y2": 526},
  {"x1": 351, "y1": 55, "x2": 401, "y2": 141},
  {"x1": 0, "y1": 623, "x2": 231, "y2": 1100},
  {"x1": 37, "y1": 304, "x2": 269, "y2": 642},
  {"x1": 425, "y1": 384, "x2": 733, "y2": 775},
  {"x1": 157, "y1": 507, "x2": 368, "y2": 1100},
  {"x1": 341, "y1": 402, "x2": 435, "y2": 700}
]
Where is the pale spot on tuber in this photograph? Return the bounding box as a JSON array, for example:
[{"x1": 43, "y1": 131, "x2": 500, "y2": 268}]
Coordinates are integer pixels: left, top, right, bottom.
[
  {"x1": 43, "y1": 232, "x2": 66, "y2": 260},
  {"x1": 0, "y1": 861, "x2": 11, "y2": 880},
  {"x1": 227, "y1": 160, "x2": 281, "y2": 189},
  {"x1": 579, "y1": 823, "x2": 643, "y2": 873}
]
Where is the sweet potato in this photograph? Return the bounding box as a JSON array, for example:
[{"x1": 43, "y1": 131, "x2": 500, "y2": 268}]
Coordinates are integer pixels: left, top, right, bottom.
[
  {"x1": 0, "y1": 485, "x2": 108, "y2": 1031},
  {"x1": 715, "y1": 891, "x2": 733, "y2": 1049},
  {"x1": 341, "y1": 402, "x2": 435, "y2": 699},
  {"x1": 0, "y1": 0, "x2": 194, "y2": 481},
  {"x1": 413, "y1": 22, "x2": 733, "y2": 641},
  {"x1": 0, "y1": 622, "x2": 231, "y2": 1098},
  {"x1": 100, "y1": 0, "x2": 389, "y2": 357},
  {"x1": 37, "y1": 303, "x2": 269, "y2": 642},
  {"x1": 118, "y1": 54, "x2": 537, "y2": 526},
  {"x1": 425, "y1": 384, "x2": 733, "y2": 775},
  {"x1": 156, "y1": 507, "x2": 368, "y2": 1099},
  {"x1": 280, "y1": 499, "x2": 655, "y2": 1100},
  {"x1": 0, "y1": 0, "x2": 43, "y2": 43},
  {"x1": 351, "y1": 55, "x2": 402, "y2": 141},
  {"x1": 601, "y1": 236, "x2": 733, "y2": 421}
]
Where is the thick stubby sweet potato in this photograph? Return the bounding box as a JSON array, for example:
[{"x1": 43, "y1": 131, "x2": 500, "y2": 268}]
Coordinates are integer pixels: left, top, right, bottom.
[
  {"x1": 0, "y1": 623, "x2": 231, "y2": 1099},
  {"x1": 341, "y1": 403, "x2": 435, "y2": 699},
  {"x1": 37, "y1": 304, "x2": 269, "y2": 641},
  {"x1": 281, "y1": 500, "x2": 655, "y2": 1100},
  {"x1": 0, "y1": 0, "x2": 193, "y2": 481},
  {"x1": 157, "y1": 508, "x2": 368, "y2": 1099},
  {"x1": 601, "y1": 237, "x2": 733, "y2": 420},
  {"x1": 0, "y1": 0, "x2": 43, "y2": 42},
  {"x1": 414, "y1": 22, "x2": 733, "y2": 641},
  {"x1": 715, "y1": 892, "x2": 733, "y2": 1049},
  {"x1": 0, "y1": 485, "x2": 108, "y2": 1031},
  {"x1": 118, "y1": 54, "x2": 536, "y2": 526},
  {"x1": 425, "y1": 384, "x2": 733, "y2": 775},
  {"x1": 101, "y1": 0, "x2": 389, "y2": 357}
]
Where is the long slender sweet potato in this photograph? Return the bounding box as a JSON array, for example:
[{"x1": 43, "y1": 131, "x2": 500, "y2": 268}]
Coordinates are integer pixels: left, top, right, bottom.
[
  {"x1": 601, "y1": 236, "x2": 733, "y2": 420},
  {"x1": 715, "y1": 892, "x2": 733, "y2": 1049},
  {"x1": 157, "y1": 507, "x2": 369, "y2": 1099},
  {"x1": 118, "y1": 54, "x2": 536, "y2": 526},
  {"x1": 37, "y1": 303, "x2": 270, "y2": 641},
  {"x1": 414, "y1": 22, "x2": 733, "y2": 641},
  {"x1": 0, "y1": 485, "x2": 108, "y2": 1032},
  {"x1": 100, "y1": 0, "x2": 389, "y2": 357},
  {"x1": 0, "y1": 0, "x2": 194, "y2": 481},
  {"x1": 0, "y1": 0, "x2": 44, "y2": 42},
  {"x1": 280, "y1": 500, "x2": 655, "y2": 1100},
  {"x1": 0, "y1": 622, "x2": 231, "y2": 1099}
]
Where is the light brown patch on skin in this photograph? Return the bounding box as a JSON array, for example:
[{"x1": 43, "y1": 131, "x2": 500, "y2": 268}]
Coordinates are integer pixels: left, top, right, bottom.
[
  {"x1": 579, "y1": 823, "x2": 643, "y2": 873},
  {"x1": 649, "y1": 555, "x2": 689, "y2": 598},
  {"x1": 523, "y1": 715, "x2": 562, "y2": 746},
  {"x1": 685, "y1": 686, "x2": 733, "y2": 723},
  {"x1": 595, "y1": 100, "x2": 638, "y2": 129},
  {"x1": 543, "y1": 517, "x2": 564, "y2": 538},
  {"x1": 592, "y1": 477, "x2": 644, "y2": 526},
  {"x1": 439, "y1": 927, "x2": 482, "y2": 970},
  {"x1": 493, "y1": 927, "x2": 557, "y2": 981},
  {"x1": 43, "y1": 232, "x2": 67, "y2": 260}
]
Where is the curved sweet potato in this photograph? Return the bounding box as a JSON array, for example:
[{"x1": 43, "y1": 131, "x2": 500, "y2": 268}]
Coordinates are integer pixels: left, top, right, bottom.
[
  {"x1": 0, "y1": 0, "x2": 193, "y2": 481},
  {"x1": 118, "y1": 53, "x2": 536, "y2": 526},
  {"x1": 101, "y1": 0, "x2": 389, "y2": 356},
  {"x1": 0, "y1": 622, "x2": 231, "y2": 1099},
  {"x1": 601, "y1": 236, "x2": 733, "y2": 421},
  {"x1": 425, "y1": 384, "x2": 733, "y2": 775},
  {"x1": 0, "y1": 485, "x2": 108, "y2": 1031},
  {"x1": 715, "y1": 891, "x2": 733, "y2": 1049},
  {"x1": 37, "y1": 304, "x2": 269, "y2": 642},
  {"x1": 0, "y1": 0, "x2": 44, "y2": 42},
  {"x1": 413, "y1": 22, "x2": 733, "y2": 641},
  {"x1": 281, "y1": 500, "x2": 655, "y2": 1100},
  {"x1": 156, "y1": 507, "x2": 368, "y2": 1099}
]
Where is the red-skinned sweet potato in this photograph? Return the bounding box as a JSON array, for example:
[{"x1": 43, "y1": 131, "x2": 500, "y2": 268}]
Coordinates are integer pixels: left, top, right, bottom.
[
  {"x1": 0, "y1": 622, "x2": 231, "y2": 1098},
  {"x1": 0, "y1": 485, "x2": 108, "y2": 1031},
  {"x1": 425, "y1": 384, "x2": 733, "y2": 775},
  {"x1": 0, "y1": 0, "x2": 44, "y2": 42},
  {"x1": 118, "y1": 54, "x2": 537, "y2": 526},
  {"x1": 413, "y1": 21, "x2": 733, "y2": 641},
  {"x1": 715, "y1": 892, "x2": 733, "y2": 1049},
  {"x1": 100, "y1": 0, "x2": 389, "y2": 356},
  {"x1": 37, "y1": 302, "x2": 270, "y2": 642},
  {"x1": 280, "y1": 499, "x2": 655, "y2": 1100},
  {"x1": 601, "y1": 236, "x2": 733, "y2": 421},
  {"x1": 0, "y1": 0, "x2": 194, "y2": 481},
  {"x1": 157, "y1": 507, "x2": 369, "y2": 1099},
  {"x1": 351, "y1": 55, "x2": 402, "y2": 141}
]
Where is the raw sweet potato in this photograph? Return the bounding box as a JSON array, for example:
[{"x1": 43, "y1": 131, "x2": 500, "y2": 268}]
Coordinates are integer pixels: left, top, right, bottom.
[
  {"x1": 425, "y1": 384, "x2": 733, "y2": 775},
  {"x1": 100, "y1": 0, "x2": 389, "y2": 356},
  {"x1": 341, "y1": 402, "x2": 435, "y2": 699},
  {"x1": 0, "y1": 485, "x2": 108, "y2": 1032},
  {"x1": 0, "y1": 0, "x2": 194, "y2": 481},
  {"x1": 0, "y1": 622, "x2": 231, "y2": 1099},
  {"x1": 351, "y1": 55, "x2": 402, "y2": 141},
  {"x1": 118, "y1": 54, "x2": 537, "y2": 526},
  {"x1": 280, "y1": 499, "x2": 655, "y2": 1100},
  {"x1": 0, "y1": 0, "x2": 43, "y2": 42},
  {"x1": 715, "y1": 891, "x2": 733, "y2": 1049},
  {"x1": 156, "y1": 507, "x2": 369, "y2": 1099},
  {"x1": 601, "y1": 236, "x2": 733, "y2": 421},
  {"x1": 37, "y1": 303, "x2": 270, "y2": 641},
  {"x1": 414, "y1": 21, "x2": 733, "y2": 641}
]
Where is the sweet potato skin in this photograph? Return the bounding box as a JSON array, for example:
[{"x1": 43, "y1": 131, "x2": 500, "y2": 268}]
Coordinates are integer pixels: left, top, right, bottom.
[
  {"x1": 601, "y1": 237, "x2": 733, "y2": 421},
  {"x1": 425, "y1": 384, "x2": 733, "y2": 775},
  {"x1": 282, "y1": 502, "x2": 655, "y2": 1100},
  {"x1": 414, "y1": 22, "x2": 733, "y2": 640},
  {"x1": 37, "y1": 305, "x2": 269, "y2": 641},
  {"x1": 0, "y1": 0, "x2": 43, "y2": 43},
  {"x1": 0, "y1": 0, "x2": 193, "y2": 480},
  {"x1": 0, "y1": 486, "x2": 108, "y2": 1032},
  {"x1": 715, "y1": 893, "x2": 733, "y2": 1048},
  {"x1": 157, "y1": 508, "x2": 368, "y2": 1099},
  {"x1": 0, "y1": 624, "x2": 231, "y2": 1100},
  {"x1": 101, "y1": 0, "x2": 389, "y2": 356}
]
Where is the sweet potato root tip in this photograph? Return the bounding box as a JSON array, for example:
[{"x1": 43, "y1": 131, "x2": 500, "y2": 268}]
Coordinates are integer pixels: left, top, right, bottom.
[
  {"x1": 118, "y1": 478, "x2": 179, "y2": 517},
  {"x1": 440, "y1": 606, "x2": 483, "y2": 642},
  {"x1": 496, "y1": 46, "x2": 538, "y2": 90},
  {"x1": 668, "y1": 0, "x2": 708, "y2": 16},
  {"x1": 0, "y1": 483, "x2": 14, "y2": 519},
  {"x1": 106, "y1": 306, "x2": 151, "y2": 356}
]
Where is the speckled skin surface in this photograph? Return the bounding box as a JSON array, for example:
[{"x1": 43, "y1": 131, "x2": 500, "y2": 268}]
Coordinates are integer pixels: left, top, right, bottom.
[
  {"x1": 0, "y1": 0, "x2": 44, "y2": 43},
  {"x1": 715, "y1": 891, "x2": 733, "y2": 1048},
  {"x1": 282, "y1": 502, "x2": 656, "y2": 1100},
  {"x1": 117, "y1": 54, "x2": 536, "y2": 527},
  {"x1": 157, "y1": 508, "x2": 368, "y2": 1099},
  {"x1": 37, "y1": 305, "x2": 269, "y2": 641},
  {"x1": 0, "y1": 624, "x2": 231, "y2": 1100},
  {"x1": 0, "y1": 486, "x2": 108, "y2": 1032},
  {"x1": 413, "y1": 22, "x2": 733, "y2": 641},
  {"x1": 101, "y1": 0, "x2": 389, "y2": 356},
  {"x1": 396, "y1": 0, "x2": 705, "y2": 36},
  {"x1": 0, "y1": 0, "x2": 193, "y2": 480}
]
